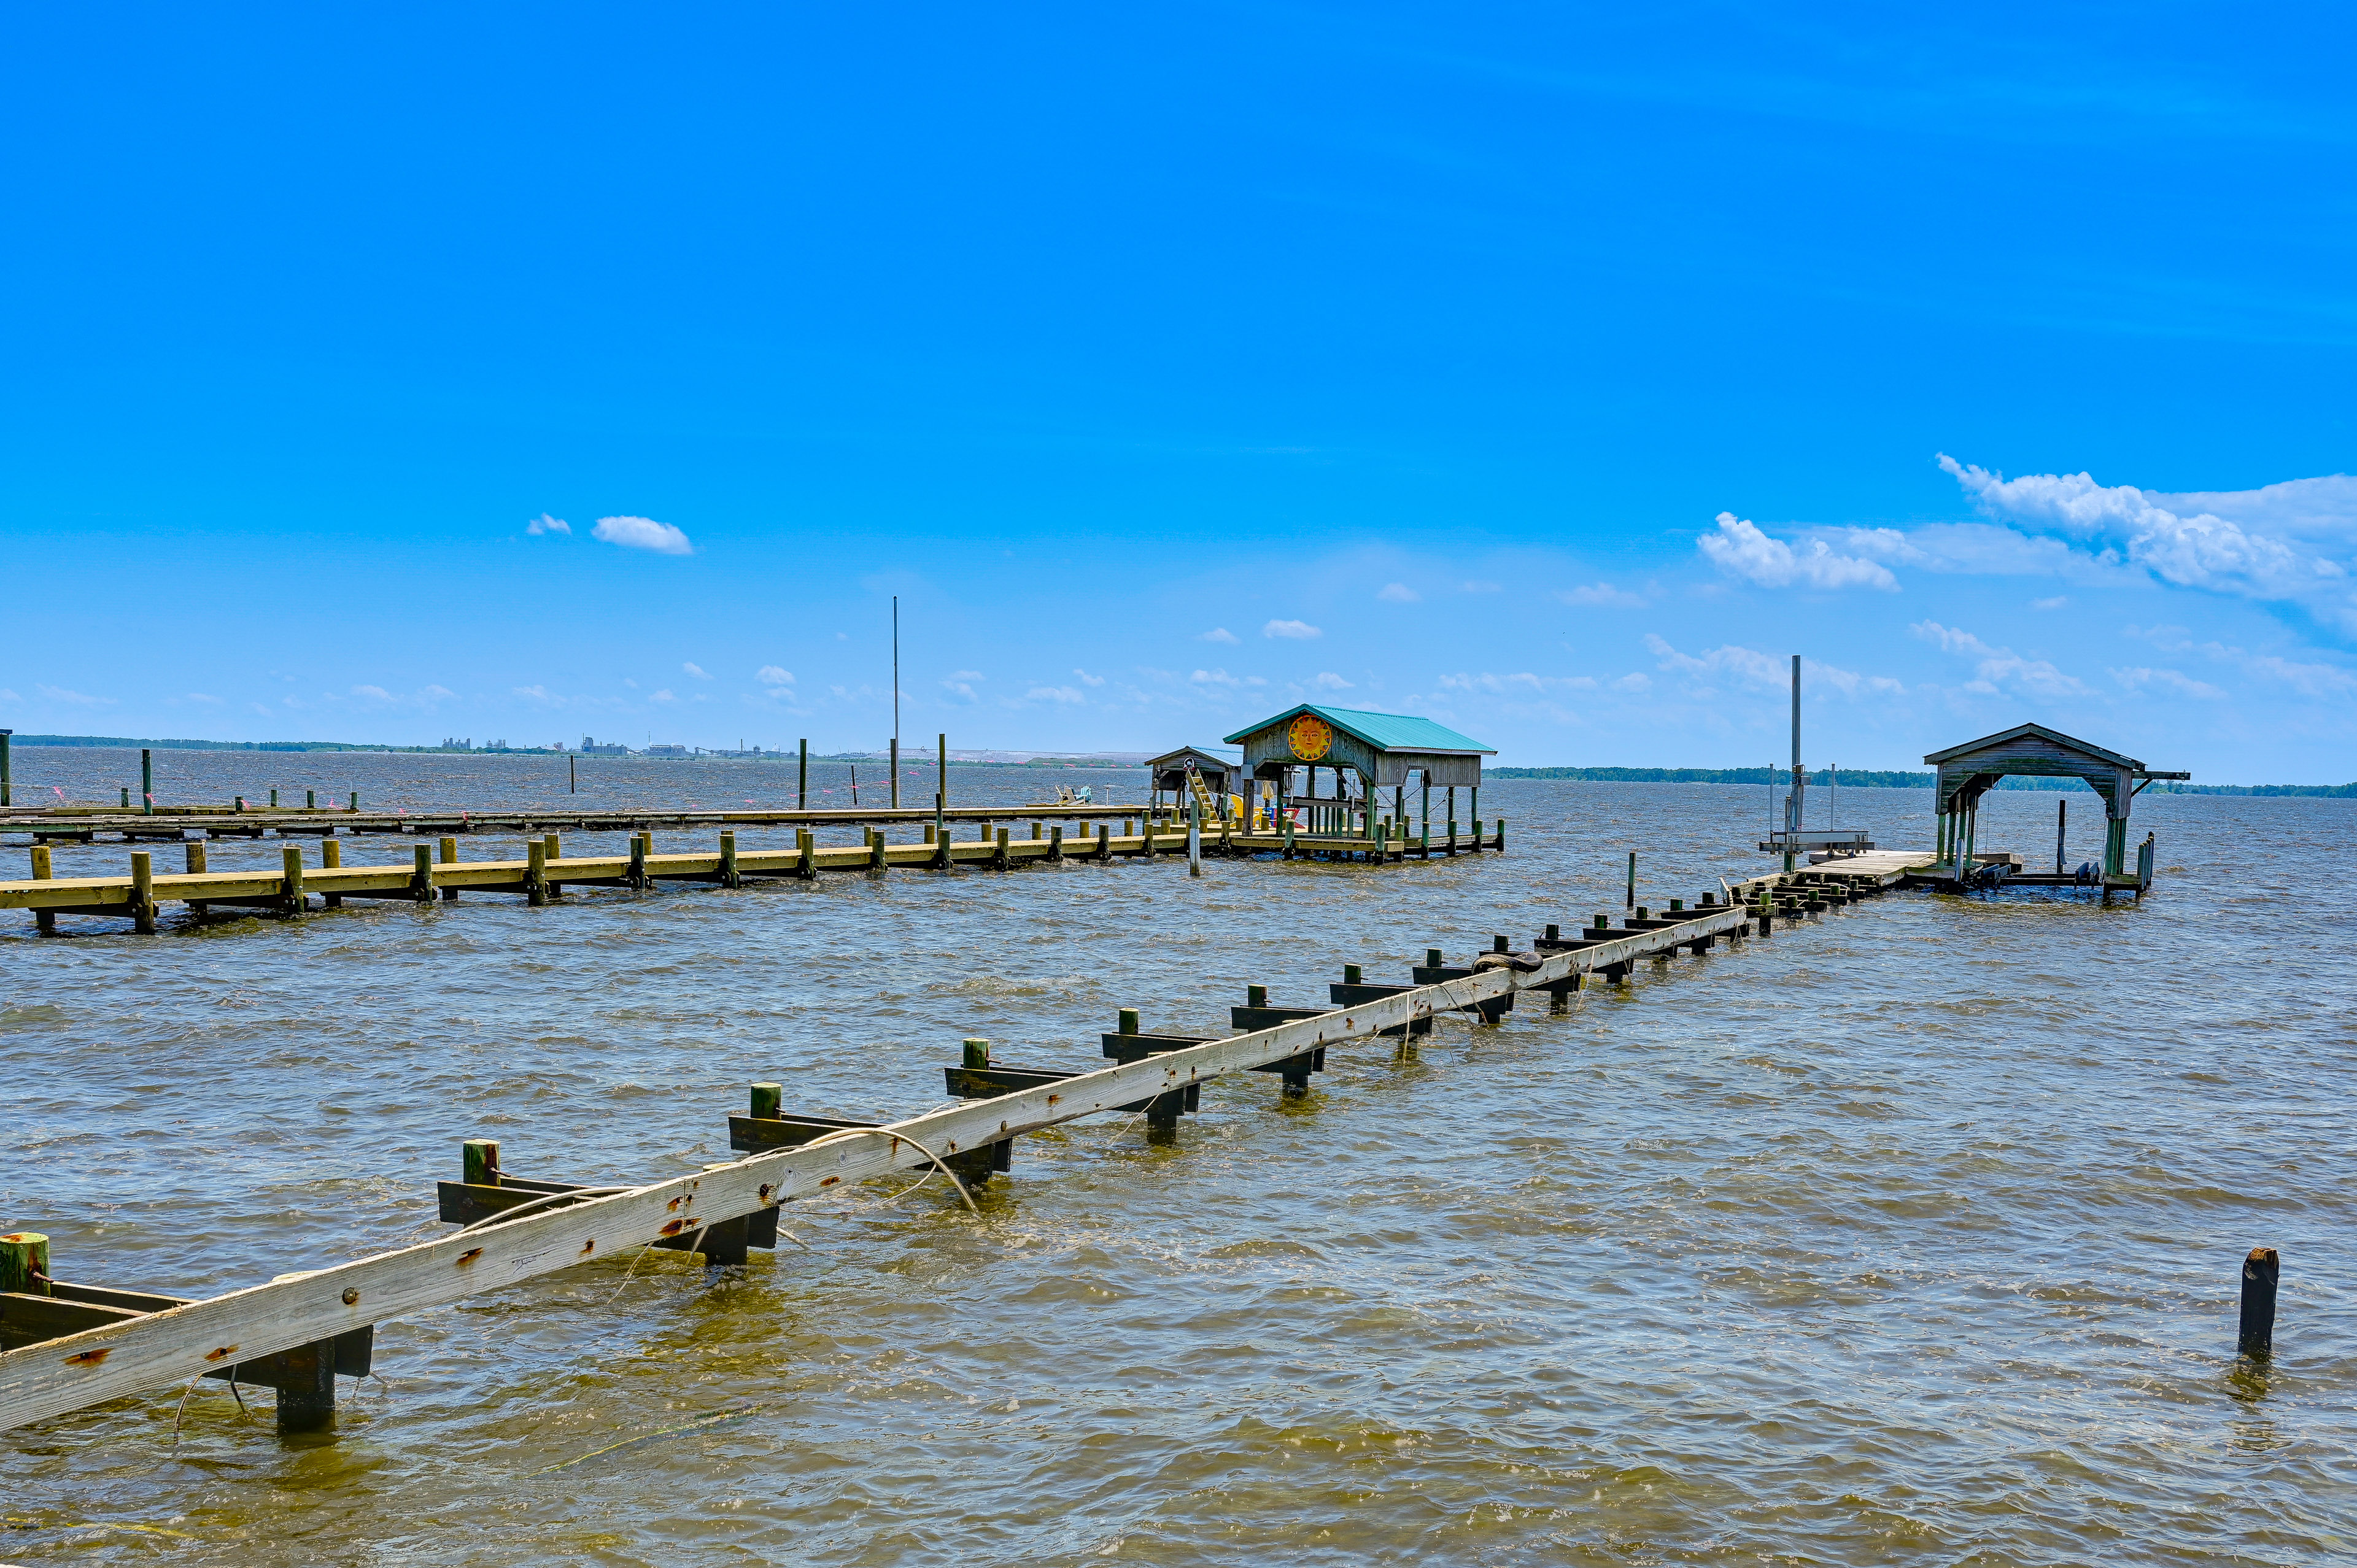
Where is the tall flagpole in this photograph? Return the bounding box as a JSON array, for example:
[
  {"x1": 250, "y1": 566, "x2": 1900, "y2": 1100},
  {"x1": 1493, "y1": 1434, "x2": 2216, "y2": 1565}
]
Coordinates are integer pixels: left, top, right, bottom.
[{"x1": 891, "y1": 595, "x2": 902, "y2": 809}]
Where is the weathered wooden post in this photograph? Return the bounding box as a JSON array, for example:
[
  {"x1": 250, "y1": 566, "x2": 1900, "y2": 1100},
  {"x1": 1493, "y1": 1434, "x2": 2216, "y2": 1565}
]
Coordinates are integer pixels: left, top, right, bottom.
[
  {"x1": 749, "y1": 1081, "x2": 783, "y2": 1120},
  {"x1": 463, "y1": 1138, "x2": 501, "y2": 1186},
  {"x1": 305, "y1": 789, "x2": 315, "y2": 811},
  {"x1": 525, "y1": 840, "x2": 548, "y2": 906},
  {"x1": 128, "y1": 851, "x2": 157, "y2": 933},
  {"x1": 2239, "y1": 1246, "x2": 2280, "y2": 1359},
  {"x1": 630, "y1": 832, "x2": 651, "y2": 889},
  {"x1": 1050, "y1": 824, "x2": 1064, "y2": 862},
  {"x1": 348, "y1": 790, "x2": 358, "y2": 812},
  {"x1": 963, "y1": 1037, "x2": 991, "y2": 1068},
  {"x1": 795, "y1": 828, "x2": 815, "y2": 880},
  {"x1": 270, "y1": 789, "x2": 279, "y2": 808},
  {"x1": 281, "y1": 845, "x2": 306, "y2": 916},
  {"x1": 719, "y1": 830, "x2": 739, "y2": 887},
  {"x1": 797, "y1": 738, "x2": 808, "y2": 810},
  {"x1": 412, "y1": 843, "x2": 435, "y2": 902},
  {"x1": 2054, "y1": 798, "x2": 2067, "y2": 875},
  {"x1": 439, "y1": 836, "x2": 460, "y2": 901},
  {"x1": 320, "y1": 839, "x2": 343, "y2": 908},
  {"x1": 1627, "y1": 851, "x2": 1637, "y2": 908},
  {"x1": 1343, "y1": 964, "x2": 1361, "y2": 984},
  {"x1": 992, "y1": 827, "x2": 1010, "y2": 871},
  {"x1": 0, "y1": 727, "x2": 10, "y2": 806},
  {"x1": 870, "y1": 827, "x2": 888, "y2": 873},
  {"x1": 141, "y1": 749, "x2": 154, "y2": 814},
  {"x1": 1495, "y1": 817, "x2": 1507, "y2": 854},
  {"x1": 1096, "y1": 823, "x2": 1110, "y2": 860},
  {"x1": 1118, "y1": 1008, "x2": 1140, "y2": 1035},
  {"x1": 120, "y1": 787, "x2": 130, "y2": 809},
  {"x1": 1188, "y1": 794, "x2": 1202, "y2": 878},
  {"x1": 0, "y1": 1232, "x2": 48, "y2": 1296}
]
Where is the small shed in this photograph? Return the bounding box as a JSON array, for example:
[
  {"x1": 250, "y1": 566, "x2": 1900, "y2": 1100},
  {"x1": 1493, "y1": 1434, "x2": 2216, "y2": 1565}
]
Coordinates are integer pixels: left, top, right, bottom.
[
  {"x1": 1924, "y1": 722, "x2": 2187, "y2": 883},
  {"x1": 1223, "y1": 705, "x2": 1495, "y2": 834},
  {"x1": 1144, "y1": 746, "x2": 1236, "y2": 807}
]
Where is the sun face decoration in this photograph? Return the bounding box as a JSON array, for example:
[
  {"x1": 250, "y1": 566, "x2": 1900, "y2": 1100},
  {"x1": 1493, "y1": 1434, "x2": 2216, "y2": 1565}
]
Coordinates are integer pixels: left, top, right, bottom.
[{"x1": 1287, "y1": 714, "x2": 1334, "y2": 761}]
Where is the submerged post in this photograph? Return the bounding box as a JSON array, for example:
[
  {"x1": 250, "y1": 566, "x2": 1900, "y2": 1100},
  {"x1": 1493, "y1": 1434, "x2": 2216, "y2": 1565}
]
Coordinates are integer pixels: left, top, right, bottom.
[
  {"x1": 2239, "y1": 1246, "x2": 2280, "y2": 1359},
  {"x1": 1626, "y1": 851, "x2": 1636, "y2": 908},
  {"x1": 798, "y1": 738, "x2": 808, "y2": 811}
]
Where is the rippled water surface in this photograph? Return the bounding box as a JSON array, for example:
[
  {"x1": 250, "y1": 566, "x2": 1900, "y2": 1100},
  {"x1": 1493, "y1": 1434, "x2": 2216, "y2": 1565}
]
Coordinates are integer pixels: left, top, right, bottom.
[{"x1": 4, "y1": 747, "x2": 2355, "y2": 1565}]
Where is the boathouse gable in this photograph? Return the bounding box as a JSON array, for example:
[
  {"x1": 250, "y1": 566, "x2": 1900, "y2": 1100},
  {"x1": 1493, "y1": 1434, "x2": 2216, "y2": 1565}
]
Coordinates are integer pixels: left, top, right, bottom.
[{"x1": 1222, "y1": 704, "x2": 1493, "y2": 788}]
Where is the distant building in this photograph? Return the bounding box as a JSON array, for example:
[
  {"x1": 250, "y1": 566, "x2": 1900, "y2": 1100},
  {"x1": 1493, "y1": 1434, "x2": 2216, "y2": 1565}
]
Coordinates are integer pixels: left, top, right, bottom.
[
  {"x1": 579, "y1": 735, "x2": 631, "y2": 755},
  {"x1": 646, "y1": 744, "x2": 691, "y2": 758}
]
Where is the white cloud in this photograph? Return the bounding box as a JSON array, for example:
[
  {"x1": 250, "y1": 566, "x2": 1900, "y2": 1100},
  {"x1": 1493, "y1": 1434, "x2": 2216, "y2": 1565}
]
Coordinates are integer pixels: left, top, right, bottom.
[
  {"x1": 1190, "y1": 668, "x2": 1240, "y2": 687},
  {"x1": 1941, "y1": 454, "x2": 2357, "y2": 629},
  {"x1": 1461, "y1": 580, "x2": 1501, "y2": 593},
  {"x1": 941, "y1": 672, "x2": 980, "y2": 698},
  {"x1": 423, "y1": 685, "x2": 455, "y2": 700},
  {"x1": 1559, "y1": 583, "x2": 1647, "y2": 608},
  {"x1": 1025, "y1": 686, "x2": 1085, "y2": 704},
  {"x1": 512, "y1": 685, "x2": 548, "y2": 700},
  {"x1": 2128, "y1": 625, "x2": 2357, "y2": 697},
  {"x1": 1698, "y1": 513, "x2": 1899, "y2": 592},
  {"x1": 526, "y1": 513, "x2": 571, "y2": 536},
  {"x1": 185, "y1": 692, "x2": 222, "y2": 705},
  {"x1": 1074, "y1": 668, "x2": 1106, "y2": 686},
  {"x1": 681, "y1": 662, "x2": 711, "y2": 679},
  {"x1": 36, "y1": 684, "x2": 114, "y2": 705},
  {"x1": 1642, "y1": 635, "x2": 1903, "y2": 698},
  {"x1": 2032, "y1": 595, "x2": 2070, "y2": 610},
  {"x1": 952, "y1": 670, "x2": 984, "y2": 681},
  {"x1": 1377, "y1": 583, "x2": 1420, "y2": 603},
  {"x1": 2111, "y1": 667, "x2": 2226, "y2": 699},
  {"x1": 1310, "y1": 671, "x2": 1354, "y2": 690},
  {"x1": 592, "y1": 515, "x2": 694, "y2": 555},
  {"x1": 1199, "y1": 627, "x2": 1240, "y2": 644},
  {"x1": 1611, "y1": 672, "x2": 1652, "y2": 693},
  {"x1": 1436, "y1": 671, "x2": 1600, "y2": 695},
  {"x1": 353, "y1": 685, "x2": 393, "y2": 700},
  {"x1": 651, "y1": 689, "x2": 678, "y2": 703},
  {"x1": 1910, "y1": 620, "x2": 2096, "y2": 699},
  {"x1": 757, "y1": 665, "x2": 794, "y2": 686},
  {"x1": 1263, "y1": 619, "x2": 1322, "y2": 639}
]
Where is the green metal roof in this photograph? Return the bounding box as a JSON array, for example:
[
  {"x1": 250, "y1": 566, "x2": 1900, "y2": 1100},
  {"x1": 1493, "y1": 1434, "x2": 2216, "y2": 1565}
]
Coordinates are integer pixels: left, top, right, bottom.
[{"x1": 1223, "y1": 705, "x2": 1494, "y2": 755}]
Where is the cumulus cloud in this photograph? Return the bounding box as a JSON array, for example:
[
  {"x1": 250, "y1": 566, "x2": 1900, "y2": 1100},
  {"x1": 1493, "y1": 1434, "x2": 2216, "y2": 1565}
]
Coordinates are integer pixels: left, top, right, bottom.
[
  {"x1": 1698, "y1": 513, "x2": 1899, "y2": 592},
  {"x1": 1026, "y1": 686, "x2": 1085, "y2": 704},
  {"x1": 757, "y1": 666, "x2": 794, "y2": 685},
  {"x1": 2111, "y1": 666, "x2": 2225, "y2": 699},
  {"x1": 592, "y1": 515, "x2": 694, "y2": 555},
  {"x1": 1461, "y1": 580, "x2": 1501, "y2": 593},
  {"x1": 1199, "y1": 627, "x2": 1239, "y2": 644},
  {"x1": 1310, "y1": 671, "x2": 1353, "y2": 690},
  {"x1": 2032, "y1": 595, "x2": 2069, "y2": 610},
  {"x1": 526, "y1": 513, "x2": 571, "y2": 536},
  {"x1": 1190, "y1": 668, "x2": 1240, "y2": 687},
  {"x1": 683, "y1": 662, "x2": 711, "y2": 679},
  {"x1": 1911, "y1": 620, "x2": 2095, "y2": 699},
  {"x1": 2127, "y1": 625, "x2": 2357, "y2": 696},
  {"x1": 1560, "y1": 583, "x2": 1646, "y2": 608},
  {"x1": 1074, "y1": 668, "x2": 1106, "y2": 686},
  {"x1": 1642, "y1": 635, "x2": 1903, "y2": 698},
  {"x1": 1377, "y1": 583, "x2": 1420, "y2": 603},
  {"x1": 1263, "y1": 619, "x2": 1322, "y2": 639},
  {"x1": 650, "y1": 688, "x2": 678, "y2": 703},
  {"x1": 36, "y1": 684, "x2": 115, "y2": 705},
  {"x1": 1436, "y1": 671, "x2": 1601, "y2": 695},
  {"x1": 354, "y1": 685, "x2": 393, "y2": 700},
  {"x1": 1941, "y1": 454, "x2": 2357, "y2": 629},
  {"x1": 511, "y1": 685, "x2": 548, "y2": 700}
]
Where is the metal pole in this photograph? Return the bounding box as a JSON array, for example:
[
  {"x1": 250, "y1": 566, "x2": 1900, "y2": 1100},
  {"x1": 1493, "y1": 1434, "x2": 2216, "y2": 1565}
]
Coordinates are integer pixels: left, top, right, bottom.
[
  {"x1": 1786, "y1": 654, "x2": 1802, "y2": 874},
  {"x1": 890, "y1": 596, "x2": 900, "y2": 809}
]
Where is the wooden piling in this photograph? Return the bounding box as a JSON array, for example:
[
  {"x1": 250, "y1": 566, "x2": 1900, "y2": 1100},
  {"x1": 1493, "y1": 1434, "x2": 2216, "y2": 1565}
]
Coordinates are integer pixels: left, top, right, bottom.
[
  {"x1": 141, "y1": 749, "x2": 153, "y2": 816},
  {"x1": 630, "y1": 833, "x2": 650, "y2": 889},
  {"x1": 267, "y1": 1337, "x2": 338, "y2": 1434},
  {"x1": 439, "y1": 837, "x2": 460, "y2": 901},
  {"x1": 0, "y1": 1232, "x2": 49, "y2": 1296},
  {"x1": 129, "y1": 851, "x2": 156, "y2": 933},
  {"x1": 543, "y1": 834, "x2": 563, "y2": 898},
  {"x1": 321, "y1": 840, "x2": 343, "y2": 908},
  {"x1": 281, "y1": 846, "x2": 305, "y2": 914},
  {"x1": 797, "y1": 738, "x2": 808, "y2": 810},
  {"x1": 1627, "y1": 851, "x2": 1636, "y2": 908},
  {"x1": 962, "y1": 1037, "x2": 991, "y2": 1068},
  {"x1": 719, "y1": 831, "x2": 739, "y2": 887},
  {"x1": 306, "y1": 789, "x2": 316, "y2": 811},
  {"x1": 795, "y1": 828, "x2": 815, "y2": 880},
  {"x1": 526, "y1": 841, "x2": 548, "y2": 906},
  {"x1": 749, "y1": 1082, "x2": 783, "y2": 1120},
  {"x1": 412, "y1": 844, "x2": 435, "y2": 902},
  {"x1": 462, "y1": 1139, "x2": 501, "y2": 1186},
  {"x1": 2239, "y1": 1246, "x2": 2280, "y2": 1359}
]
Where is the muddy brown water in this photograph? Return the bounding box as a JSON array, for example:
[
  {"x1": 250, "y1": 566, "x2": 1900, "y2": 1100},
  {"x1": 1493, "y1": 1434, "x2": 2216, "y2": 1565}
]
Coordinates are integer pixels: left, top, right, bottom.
[{"x1": 4, "y1": 748, "x2": 2353, "y2": 1564}]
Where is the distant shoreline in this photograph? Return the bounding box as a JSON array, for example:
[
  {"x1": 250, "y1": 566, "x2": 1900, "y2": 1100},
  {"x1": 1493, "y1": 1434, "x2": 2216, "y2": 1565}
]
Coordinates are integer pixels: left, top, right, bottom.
[{"x1": 6, "y1": 736, "x2": 2349, "y2": 796}]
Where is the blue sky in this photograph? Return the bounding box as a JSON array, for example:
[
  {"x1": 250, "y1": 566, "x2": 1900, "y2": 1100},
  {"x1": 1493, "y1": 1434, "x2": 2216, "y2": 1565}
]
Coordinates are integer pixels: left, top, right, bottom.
[{"x1": 2, "y1": 4, "x2": 2353, "y2": 779}]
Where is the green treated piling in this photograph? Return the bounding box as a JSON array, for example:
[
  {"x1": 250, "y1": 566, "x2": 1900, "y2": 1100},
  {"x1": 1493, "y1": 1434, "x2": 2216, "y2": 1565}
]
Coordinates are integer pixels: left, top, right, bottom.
[
  {"x1": 462, "y1": 1139, "x2": 501, "y2": 1186},
  {"x1": 749, "y1": 1082, "x2": 783, "y2": 1119},
  {"x1": 963, "y1": 1038, "x2": 991, "y2": 1068},
  {"x1": 0, "y1": 1232, "x2": 51, "y2": 1296}
]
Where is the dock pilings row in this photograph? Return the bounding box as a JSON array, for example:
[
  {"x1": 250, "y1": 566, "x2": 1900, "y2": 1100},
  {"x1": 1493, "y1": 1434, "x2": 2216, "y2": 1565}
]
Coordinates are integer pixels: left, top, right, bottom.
[
  {"x1": 0, "y1": 865, "x2": 1886, "y2": 1439},
  {"x1": 1, "y1": 811, "x2": 1509, "y2": 935}
]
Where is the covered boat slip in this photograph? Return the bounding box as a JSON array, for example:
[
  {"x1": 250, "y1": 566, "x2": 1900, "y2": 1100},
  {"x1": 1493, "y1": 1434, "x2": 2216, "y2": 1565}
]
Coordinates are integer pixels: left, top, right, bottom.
[
  {"x1": 1224, "y1": 703, "x2": 1497, "y2": 849},
  {"x1": 1922, "y1": 722, "x2": 2186, "y2": 898}
]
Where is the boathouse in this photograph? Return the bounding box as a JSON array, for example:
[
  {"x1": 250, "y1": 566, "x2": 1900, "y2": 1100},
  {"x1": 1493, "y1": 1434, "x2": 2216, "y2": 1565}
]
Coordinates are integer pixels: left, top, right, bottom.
[
  {"x1": 1143, "y1": 746, "x2": 1237, "y2": 813},
  {"x1": 1223, "y1": 705, "x2": 1494, "y2": 836},
  {"x1": 1924, "y1": 722, "x2": 2187, "y2": 887}
]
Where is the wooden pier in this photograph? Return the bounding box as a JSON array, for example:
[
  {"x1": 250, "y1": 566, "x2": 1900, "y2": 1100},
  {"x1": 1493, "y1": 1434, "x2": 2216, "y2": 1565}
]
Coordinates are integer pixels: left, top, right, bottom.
[
  {"x1": 2, "y1": 813, "x2": 1508, "y2": 934},
  {"x1": 0, "y1": 860, "x2": 1893, "y2": 1439}
]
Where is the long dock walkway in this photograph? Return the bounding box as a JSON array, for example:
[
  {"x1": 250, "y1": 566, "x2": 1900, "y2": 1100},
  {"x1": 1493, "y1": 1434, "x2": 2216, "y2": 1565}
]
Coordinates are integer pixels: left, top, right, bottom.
[
  {"x1": 0, "y1": 802, "x2": 1152, "y2": 843},
  {"x1": 2, "y1": 816, "x2": 1510, "y2": 933},
  {"x1": 0, "y1": 859, "x2": 1899, "y2": 1438}
]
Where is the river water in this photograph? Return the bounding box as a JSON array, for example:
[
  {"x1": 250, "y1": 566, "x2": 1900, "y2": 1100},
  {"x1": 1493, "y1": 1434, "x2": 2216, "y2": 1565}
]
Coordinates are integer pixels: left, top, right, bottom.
[{"x1": 3, "y1": 747, "x2": 2353, "y2": 1565}]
